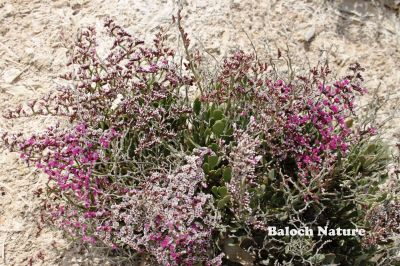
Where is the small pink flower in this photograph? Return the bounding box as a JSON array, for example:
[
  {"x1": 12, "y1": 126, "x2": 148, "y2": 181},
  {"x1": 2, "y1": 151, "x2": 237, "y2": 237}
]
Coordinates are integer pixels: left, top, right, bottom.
[
  {"x1": 369, "y1": 127, "x2": 377, "y2": 136},
  {"x1": 161, "y1": 236, "x2": 171, "y2": 248},
  {"x1": 330, "y1": 105, "x2": 339, "y2": 114},
  {"x1": 76, "y1": 123, "x2": 87, "y2": 134},
  {"x1": 26, "y1": 137, "x2": 35, "y2": 145},
  {"x1": 100, "y1": 137, "x2": 110, "y2": 148}
]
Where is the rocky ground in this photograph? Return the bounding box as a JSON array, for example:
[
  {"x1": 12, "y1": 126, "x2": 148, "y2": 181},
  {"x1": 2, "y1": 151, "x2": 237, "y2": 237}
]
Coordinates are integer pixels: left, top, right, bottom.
[{"x1": 0, "y1": 0, "x2": 399, "y2": 265}]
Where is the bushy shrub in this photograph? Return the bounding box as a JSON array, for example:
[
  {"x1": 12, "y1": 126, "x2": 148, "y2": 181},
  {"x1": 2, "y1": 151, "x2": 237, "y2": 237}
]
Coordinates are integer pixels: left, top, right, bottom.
[{"x1": 2, "y1": 18, "x2": 399, "y2": 265}]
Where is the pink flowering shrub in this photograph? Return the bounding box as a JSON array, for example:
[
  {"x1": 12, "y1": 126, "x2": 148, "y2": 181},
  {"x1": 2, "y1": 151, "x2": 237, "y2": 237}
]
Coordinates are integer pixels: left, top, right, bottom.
[{"x1": 2, "y1": 18, "x2": 399, "y2": 265}]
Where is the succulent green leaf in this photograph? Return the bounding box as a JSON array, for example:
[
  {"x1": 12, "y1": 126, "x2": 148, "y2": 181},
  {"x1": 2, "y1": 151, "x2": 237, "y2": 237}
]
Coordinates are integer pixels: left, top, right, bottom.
[
  {"x1": 217, "y1": 195, "x2": 231, "y2": 209},
  {"x1": 208, "y1": 155, "x2": 219, "y2": 169},
  {"x1": 193, "y1": 98, "x2": 201, "y2": 115},
  {"x1": 209, "y1": 143, "x2": 219, "y2": 152},
  {"x1": 212, "y1": 109, "x2": 224, "y2": 120},
  {"x1": 212, "y1": 119, "x2": 226, "y2": 137},
  {"x1": 211, "y1": 186, "x2": 219, "y2": 197},
  {"x1": 218, "y1": 186, "x2": 228, "y2": 197},
  {"x1": 223, "y1": 167, "x2": 232, "y2": 182},
  {"x1": 203, "y1": 163, "x2": 210, "y2": 174},
  {"x1": 211, "y1": 168, "x2": 222, "y2": 178}
]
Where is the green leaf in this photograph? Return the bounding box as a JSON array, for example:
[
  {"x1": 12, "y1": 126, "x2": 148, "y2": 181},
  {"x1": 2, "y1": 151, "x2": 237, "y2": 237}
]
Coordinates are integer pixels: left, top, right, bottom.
[
  {"x1": 212, "y1": 119, "x2": 226, "y2": 137},
  {"x1": 211, "y1": 168, "x2": 222, "y2": 178},
  {"x1": 223, "y1": 167, "x2": 232, "y2": 182},
  {"x1": 218, "y1": 186, "x2": 228, "y2": 197},
  {"x1": 100, "y1": 121, "x2": 107, "y2": 130},
  {"x1": 211, "y1": 186, "x2": 219, "y2": 197},
  {"x1": 209, "y1": 143, "x2": 219, "y2": 152},
  {"x1": 203, "y1": 163, "x2": 210, "y2": 174},
  {"x1": 209, "y1": 118, "x2": 216, "y2": 126},
  {"x1": 208, "y1": 155, "x2": 219, "y2": 169},
  {"x1": 217, "y1": 195, "x2": 231, "y2": 209},
  {"x1": 212, "y1": 109, "x2": 224, "y2": 120},
  {"x1": 205, "y1": 108, "x2": 211, "y2": 121},
  {"x1": 193, "y1": 98, "x2": 201, "y2": 115},
  {"x1": 211, "y1": 186, "x2": 228, "y2": 198}
]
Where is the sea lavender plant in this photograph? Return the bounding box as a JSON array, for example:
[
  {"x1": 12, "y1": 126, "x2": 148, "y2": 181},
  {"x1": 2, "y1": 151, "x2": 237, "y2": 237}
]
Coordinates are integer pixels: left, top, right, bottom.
[
  {"x1": 1, "y1": 17, "x2": 399, "y2": 265},
  {"x1": 2, "y1": 19, "x2": 206, "y2": 264}
]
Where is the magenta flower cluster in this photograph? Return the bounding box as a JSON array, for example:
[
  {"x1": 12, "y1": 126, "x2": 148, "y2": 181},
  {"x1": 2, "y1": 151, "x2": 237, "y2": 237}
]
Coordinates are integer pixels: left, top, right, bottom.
[{"x1": 16, "y1": 124, "x2": 120, "y2": 244}]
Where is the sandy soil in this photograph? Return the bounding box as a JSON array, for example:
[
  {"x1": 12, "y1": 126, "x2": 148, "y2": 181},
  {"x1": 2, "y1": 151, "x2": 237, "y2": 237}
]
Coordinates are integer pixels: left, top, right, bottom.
[{"x1": 0, "y1": 0, "x2": 399, "y2": 265}]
